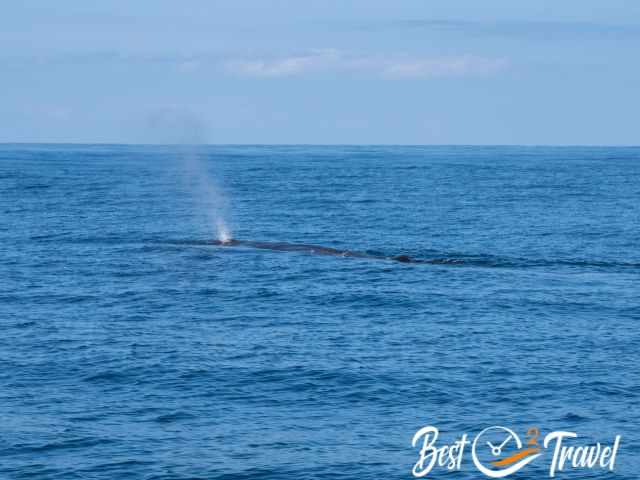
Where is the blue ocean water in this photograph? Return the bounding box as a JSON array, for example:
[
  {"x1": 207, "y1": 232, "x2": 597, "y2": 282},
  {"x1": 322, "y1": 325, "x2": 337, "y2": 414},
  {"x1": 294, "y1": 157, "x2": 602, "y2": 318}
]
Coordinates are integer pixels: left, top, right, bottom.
[{"x1": 1, "y1": 144, "x2": 639, "y2": 479}]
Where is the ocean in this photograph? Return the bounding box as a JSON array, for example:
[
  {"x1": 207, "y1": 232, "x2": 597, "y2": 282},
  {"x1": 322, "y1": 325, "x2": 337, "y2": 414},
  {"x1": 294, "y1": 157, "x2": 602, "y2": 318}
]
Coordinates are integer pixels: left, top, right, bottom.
[{"x1": 1, "y1": 144, "x2": 638, "y2": 479}]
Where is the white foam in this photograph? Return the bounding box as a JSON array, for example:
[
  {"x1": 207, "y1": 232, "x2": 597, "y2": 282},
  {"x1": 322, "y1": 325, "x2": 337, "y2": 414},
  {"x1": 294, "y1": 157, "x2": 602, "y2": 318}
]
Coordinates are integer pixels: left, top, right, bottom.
[{"x1": 217, "y1": 220, "x2": 232, "y2": 243}]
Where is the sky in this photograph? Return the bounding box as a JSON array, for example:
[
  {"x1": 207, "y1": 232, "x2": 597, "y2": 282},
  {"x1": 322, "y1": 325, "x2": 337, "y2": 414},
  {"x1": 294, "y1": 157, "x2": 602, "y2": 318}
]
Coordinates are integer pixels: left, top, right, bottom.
[{"x1": 2, "y1": 0, "x2": 640, "y2": 145}]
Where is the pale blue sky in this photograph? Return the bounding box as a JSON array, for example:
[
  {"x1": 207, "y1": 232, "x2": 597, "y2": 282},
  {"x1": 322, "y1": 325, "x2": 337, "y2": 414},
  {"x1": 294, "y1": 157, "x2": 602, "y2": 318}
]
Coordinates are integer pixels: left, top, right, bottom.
[{"x1": 2, "y1": 1, "x2": 639, "y2": 144}]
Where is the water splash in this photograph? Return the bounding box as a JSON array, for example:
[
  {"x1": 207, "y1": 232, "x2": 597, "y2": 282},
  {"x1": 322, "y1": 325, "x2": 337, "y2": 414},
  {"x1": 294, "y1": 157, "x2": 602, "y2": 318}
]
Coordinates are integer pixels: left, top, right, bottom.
[
  {"x1": 145, "y1": 107, "x2": 233, "y2": 241},
  {"x1": 216, "y1": 219, "x2": 232, "y2": 243}
]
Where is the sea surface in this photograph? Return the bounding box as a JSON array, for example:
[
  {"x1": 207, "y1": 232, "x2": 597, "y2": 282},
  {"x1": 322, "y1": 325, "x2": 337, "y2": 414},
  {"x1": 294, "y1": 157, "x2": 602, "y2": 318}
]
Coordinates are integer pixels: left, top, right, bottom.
[{"x1": 1, "y1": 145, "x2": 639, "y2": 479}]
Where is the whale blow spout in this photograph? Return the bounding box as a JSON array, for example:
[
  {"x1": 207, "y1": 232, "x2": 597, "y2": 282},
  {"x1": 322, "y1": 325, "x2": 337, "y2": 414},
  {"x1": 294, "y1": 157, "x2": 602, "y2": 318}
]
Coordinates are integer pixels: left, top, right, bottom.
[
  {"x1": 218, "y1": 238, "x2": 239, "y2": 246},
  {"x1": 216, "y1": 220, "x2": 232, "y2": 244}
]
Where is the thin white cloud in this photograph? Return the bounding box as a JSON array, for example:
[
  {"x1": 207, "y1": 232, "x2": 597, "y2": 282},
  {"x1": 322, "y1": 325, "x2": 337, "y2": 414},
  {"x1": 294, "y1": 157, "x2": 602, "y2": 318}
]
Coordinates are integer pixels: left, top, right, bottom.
[
  {"x1": 4, "y1": 48, "x2": 507, "y2": 79},
  {"x1": 223, "y1": 50, "x2": 507, "y2": 79},
  {"x1": 224, "y1": 49, "x2": 341, "y2": 77},
  {"x1": 381, "y1": 55, "x2": 508, "y2": 78},
  {"x1": 382, "y1": 19, "x2": 640, "y2": 38},
  {"x1": 175, "y1": 59, "x2": 201, "y2": 73}
]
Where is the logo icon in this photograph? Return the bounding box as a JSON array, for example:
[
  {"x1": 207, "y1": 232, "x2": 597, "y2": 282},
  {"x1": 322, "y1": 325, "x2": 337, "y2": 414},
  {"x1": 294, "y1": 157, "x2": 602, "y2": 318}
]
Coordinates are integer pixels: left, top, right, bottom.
[{"x1": 471, "y1": 426, "x2": 541, "y2": 478}]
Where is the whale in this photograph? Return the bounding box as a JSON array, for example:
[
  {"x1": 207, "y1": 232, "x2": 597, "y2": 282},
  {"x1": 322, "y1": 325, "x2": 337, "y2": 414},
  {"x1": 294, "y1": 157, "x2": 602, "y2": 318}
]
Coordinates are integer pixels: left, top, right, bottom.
[
  {"x1": 160, "y1": 239, "x2": 640, "y2": 269},
  {"x1": 199, "y1": 239, "x2": 455, "y2": 264}
]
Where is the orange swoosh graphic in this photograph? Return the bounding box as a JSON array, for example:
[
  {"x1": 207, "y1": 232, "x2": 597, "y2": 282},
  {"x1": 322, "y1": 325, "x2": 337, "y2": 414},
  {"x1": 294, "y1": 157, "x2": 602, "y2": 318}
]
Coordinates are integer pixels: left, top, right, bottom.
[{"x1": 491, "y1": 447, "x2": 540, "y2": 467}]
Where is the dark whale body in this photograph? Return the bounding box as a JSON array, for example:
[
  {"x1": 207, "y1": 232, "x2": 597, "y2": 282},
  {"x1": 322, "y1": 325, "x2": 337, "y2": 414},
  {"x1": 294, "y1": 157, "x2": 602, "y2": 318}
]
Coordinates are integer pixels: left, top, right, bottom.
[{"x1": 204, "y1": 239, "x2": 448, "y2": 264}]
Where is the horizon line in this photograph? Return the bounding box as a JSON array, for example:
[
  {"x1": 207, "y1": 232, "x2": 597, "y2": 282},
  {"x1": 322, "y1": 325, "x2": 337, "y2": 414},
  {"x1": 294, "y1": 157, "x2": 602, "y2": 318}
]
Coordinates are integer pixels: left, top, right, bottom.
[{"x1": 1, "y1": 142, "x2": 639, "y2": 148}]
